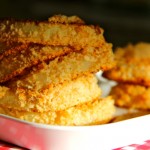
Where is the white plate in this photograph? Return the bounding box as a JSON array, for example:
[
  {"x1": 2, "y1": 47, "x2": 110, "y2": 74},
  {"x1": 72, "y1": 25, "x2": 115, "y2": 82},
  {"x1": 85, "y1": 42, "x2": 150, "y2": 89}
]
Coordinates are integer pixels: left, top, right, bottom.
[
  {"x1": 0, "y1": 113, "x2": 150, "y2": 150},
  {"x1": 0, "y1": 73, "x2": 150, "y2": 150}
]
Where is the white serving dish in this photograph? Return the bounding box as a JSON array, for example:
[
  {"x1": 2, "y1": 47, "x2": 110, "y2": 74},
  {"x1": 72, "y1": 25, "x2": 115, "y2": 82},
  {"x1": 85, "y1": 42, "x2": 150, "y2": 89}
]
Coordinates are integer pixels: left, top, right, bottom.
[
  {"x1": 0, "y1": 73, "x2": 150, "y2": 150},
  {"x1": 0, "y1": 113, "x2": 150, "y2": 150}
]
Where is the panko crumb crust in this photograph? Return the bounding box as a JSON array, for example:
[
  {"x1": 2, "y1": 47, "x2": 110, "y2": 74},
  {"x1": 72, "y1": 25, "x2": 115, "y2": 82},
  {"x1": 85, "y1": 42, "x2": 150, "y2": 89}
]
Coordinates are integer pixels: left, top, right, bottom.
[
  {"x1": 0, "y1": 74, "x2": 101, "y2": 112},
  {"x1": 111, "y1": 83, "x2": 150, "y2": 110},
  {"x1": 0, "y1": 15, "x2": 105, "y2": 48},
  {"x1": 0, "y1": 97, "x2": 115, "y2": 126},
  {"x1": 103, "y1": 42, "x2": 150, "y2": 86}
]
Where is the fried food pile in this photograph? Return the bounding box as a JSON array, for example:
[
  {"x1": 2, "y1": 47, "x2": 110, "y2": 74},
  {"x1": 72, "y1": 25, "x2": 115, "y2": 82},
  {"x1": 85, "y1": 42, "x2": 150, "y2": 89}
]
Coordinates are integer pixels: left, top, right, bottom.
[
  {"x1": 0, "y1": 15, "x2": 116, "y2": 126},
  {"x1": 103, "y1": 42, "x2": 150, "y2": 121}
]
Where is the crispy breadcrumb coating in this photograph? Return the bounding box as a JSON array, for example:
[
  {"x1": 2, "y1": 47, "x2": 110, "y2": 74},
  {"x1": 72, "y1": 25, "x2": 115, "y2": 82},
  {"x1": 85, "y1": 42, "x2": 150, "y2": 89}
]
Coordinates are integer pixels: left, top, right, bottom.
[
  {"x1": 7, "y1": 43, "x2": 115, "y2": 91},
  {"x1": 0, "y1": 42, "x2": 80, "y2": 83},
  {"x1": 0, "y1": 15, "x2": 116, "y2": 126},
  {"x1": 0, "y1": 74, "x2": 101, "y2": 112},
  {"x1": 0, "y1": 15, "x2": 105, "y2": 48},
  {"x1": 103, "y1": 42, "x2": 150, "y2": 86},
  {"x1": 48, "y1": 14, "x2": 85, "y2": 24},
  {"x1": 111, "y1": 83, "x2": 150, "y2": 110},
  {"x1": 0, "y1": 97, "x2": 115, "y2": 126}
]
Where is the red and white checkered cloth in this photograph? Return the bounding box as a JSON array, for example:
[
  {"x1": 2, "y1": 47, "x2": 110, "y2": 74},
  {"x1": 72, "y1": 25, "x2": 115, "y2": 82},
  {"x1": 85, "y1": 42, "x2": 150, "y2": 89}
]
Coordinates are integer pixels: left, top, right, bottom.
[
  {"x1": 113, "y1": 140, "x2": 150, "y2": 150},
  {"x1": 1, "y1": 140, "x2": 150, "y2": 150}
]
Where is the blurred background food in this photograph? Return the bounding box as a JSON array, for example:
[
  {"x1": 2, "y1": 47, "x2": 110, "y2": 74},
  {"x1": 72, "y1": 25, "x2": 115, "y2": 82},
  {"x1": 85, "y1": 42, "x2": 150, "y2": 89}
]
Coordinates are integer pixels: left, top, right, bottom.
[{"x1": 0, "y1": 0, "x2": 150, "y2": 47}]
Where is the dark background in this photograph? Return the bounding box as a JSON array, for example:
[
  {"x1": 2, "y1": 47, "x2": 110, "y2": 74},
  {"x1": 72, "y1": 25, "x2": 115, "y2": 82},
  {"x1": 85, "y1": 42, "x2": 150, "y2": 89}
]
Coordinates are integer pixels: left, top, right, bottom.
[{"x1": 0, "y1": 0, "x2": 150, "y2": 48}]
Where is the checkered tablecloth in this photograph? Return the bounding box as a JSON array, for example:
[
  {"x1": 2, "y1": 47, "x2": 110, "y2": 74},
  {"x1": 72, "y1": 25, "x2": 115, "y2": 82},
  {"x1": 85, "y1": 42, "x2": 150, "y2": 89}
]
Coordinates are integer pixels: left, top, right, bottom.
[
  {"x1": 1, "y1": 140, "x2": 150, "y2": 150},
  {"x1": 113, "y1": 140, "x2": 150, "y2": 150}
]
